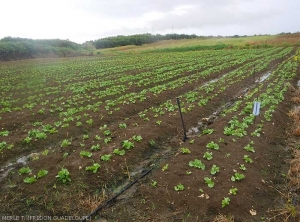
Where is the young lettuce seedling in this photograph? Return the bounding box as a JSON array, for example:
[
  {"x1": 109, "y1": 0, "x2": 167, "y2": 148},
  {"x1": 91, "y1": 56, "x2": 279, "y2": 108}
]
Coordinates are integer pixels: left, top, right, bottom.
[{"x1": 174, "y1": 183, "x2": 185, "y2": 191}]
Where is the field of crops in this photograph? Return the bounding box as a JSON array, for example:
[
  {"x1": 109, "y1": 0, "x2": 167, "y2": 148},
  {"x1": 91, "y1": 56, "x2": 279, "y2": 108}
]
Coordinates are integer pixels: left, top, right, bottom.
[{"x1": 0, "y1": 47, "x2": 299, "y2": 221}]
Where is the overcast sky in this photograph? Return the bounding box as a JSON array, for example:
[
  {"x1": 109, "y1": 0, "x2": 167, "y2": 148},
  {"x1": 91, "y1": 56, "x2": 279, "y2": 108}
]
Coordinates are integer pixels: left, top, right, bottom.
[{"x1": 0, "y1": 0, "x2": 299, "y2": 43}]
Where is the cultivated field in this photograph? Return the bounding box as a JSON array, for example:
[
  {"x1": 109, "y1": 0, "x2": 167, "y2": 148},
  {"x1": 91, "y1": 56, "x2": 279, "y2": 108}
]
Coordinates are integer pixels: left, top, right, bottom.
[{"x1": 0, "y1": 47, "x2": 299, "y2": 221}]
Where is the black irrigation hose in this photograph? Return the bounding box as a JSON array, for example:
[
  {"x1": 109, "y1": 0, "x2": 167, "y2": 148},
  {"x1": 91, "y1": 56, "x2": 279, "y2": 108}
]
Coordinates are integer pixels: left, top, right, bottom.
[{"x1": 81, "y1": 166, "x2": 154, "y2": 222}]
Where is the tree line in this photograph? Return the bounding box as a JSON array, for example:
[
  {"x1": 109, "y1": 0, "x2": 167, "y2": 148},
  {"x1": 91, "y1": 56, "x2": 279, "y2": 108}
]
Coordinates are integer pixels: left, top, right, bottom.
[
  {"x1": 0, "y1": 34, "x2": 205, "y2": 60},
  {"x1": 0, "y1": 37, "x2": 86, "y2": 61},
  {"x1": 91, "y1": 33, "x2": 204, "y2": 49}
]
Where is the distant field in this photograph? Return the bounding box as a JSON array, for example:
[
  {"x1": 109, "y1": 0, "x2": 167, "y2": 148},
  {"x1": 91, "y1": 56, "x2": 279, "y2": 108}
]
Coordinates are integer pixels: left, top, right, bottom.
[
  {"x1": 98, "y1": 34, "x2": 300, "y2": 55},
  {"x1": 98, "y1": 35, "x2": 273, "y2": 54}
]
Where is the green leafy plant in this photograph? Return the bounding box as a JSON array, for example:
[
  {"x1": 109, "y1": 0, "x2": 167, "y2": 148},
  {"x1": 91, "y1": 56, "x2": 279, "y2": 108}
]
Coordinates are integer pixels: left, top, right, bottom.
[
  {"x1": 204, "y1": 177, "x2": 215, "y2": 188},
  {"x1": 156, "y1": 120, "x2": 162, "y2": 125},
  {"x1": 37, "y1": 108, "x2": 45, "y2": 114},
  {"x1": 103, "y1": 130, "x2": 111, "y2": 136},
  {"x1": 85, "y1": 163, "x2": 101, "y2": 173},
  {"x1": 83, "y1": 134, "x2": 89, "y2": 140},
  {"x1": 210, "y1": 164, "x2": 220, "y2": 175},
  {"x1": 23, "y1": 137, "x2": 32, "y2": 144},
  {"x1": 0, "y1": 130, "x2": 9, "y2": 136},
  {"x1": 42, "y1": 149, "x2": 49, "y2": 156},
  {"x1": 80, "y1": 151, "x2": 93, "y2": 158},
  {"x1": 229, "y1": 187, "x2": 238, "y2": 195},
  {"x1": 203, "y1": 151, "x2": 213, "y2": 160},
  {"x1": 222, "y1": 197, "x2": 230, "y2": 208},
  {"x1": 231, "y1": 172, "x2": 245, "y2": 181},
  {"x1": 62, "y1": 123, "x2": 69, "y2": 128},
  {"x1": 174, "y1": 183, "x2": 185, "y2": 191},
  {"x1": 132, "y1": 135, "x2": 143, "y2": 142},
  {"x1": 239, "y1": 164, "x2": 246, "y2": 171},
  {"x1": 162, "y1": 164, "x2": 169, "y2": 172},
  {"x1": 225, "y1": 153, "x2": 231, "y2": 158},
  {"x1": 24, "y1": 176, "x2": 37, "y2": 184},
  {"x1": 243, "y1": 155, "x2": 253, "y2": 163},
  {"x1": 119, "y1": 123, "x2": 127, "y2": 128},
  {"x1": 151, "y1": 180, "x2": 158, "y2": 187},
  {"x1": 122, "y1": 140, "x2": 134, "y2": 150},
  {"x1": 95, "y1": 135, "x2": 101, "y2": 140},
  {"x1": 91, "y1": 144, "x2": 101, "y2": 151},
  {"x1": 100, "y1": 154, "x2": 112, "y2": 161},
  {"x1": 202, "y1": 129, "x2": 214, "y2": 135},
  {"x1": 56, "y1": 168, "x2": 71, "y2": 183},
  {"x1": 104, "y1": 137, "x2": 112, "y2": 144},
  {"x1": 206, "y1": 141, "x2": 219, "y2": 150},
  {"x1": 63, "y1": 152, "x2": 69, "y2": 158},
  {"x1": 189, "y1": 139, "x2": 194, "y2": 144},
  {"x1": 54, "y1": 121, "x2": 62, "y2": 127},
  {"x1": 218, "y1": 138, "x2": 225, "y2": 143},
  {"x1": 61, "y1": 139, "x2": 71, "y2": 148},
  {"x1": 244, "y1": 143, "x2": 255, "y2": 152},
  {"x1": 19, "y1": 167, "x2": 32, "y2": 175},
  {"x1": 189, "y1": 159, "x2": 205, "y2": 170},
  {"x1": 35, "y1": 132, "x2": 47, "y2": 139},
  {"x1": 198, "y1": 98, "x2": 208, "y2": 106},
  {"x1": 0, "y1": 141, "x2": 7, "y2": 150},
  {"x1": 181, "y1": 147, "x2": 191, "y2": 154},
  {"x1": 99, "y1": 124, "x2": 107, "y2": 130},
  {"x1": 113, "y1": 148, "x2": 126, "y2": 156},
  {"x1": 37, "y1": 170, "x2": 48, "y2": 178},
  {"x1": 86, "y1": 119, "x2": 93, "y2": 125},
  {"x1": 149, "y1": 139, "x2": 156, "y2": 147}
]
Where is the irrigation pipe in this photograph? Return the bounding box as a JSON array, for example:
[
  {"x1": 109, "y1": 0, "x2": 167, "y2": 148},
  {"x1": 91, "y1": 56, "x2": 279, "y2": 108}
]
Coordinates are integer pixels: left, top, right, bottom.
[{"x1": 81, "y1": 166, "x2": 154, "y2": 222}]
